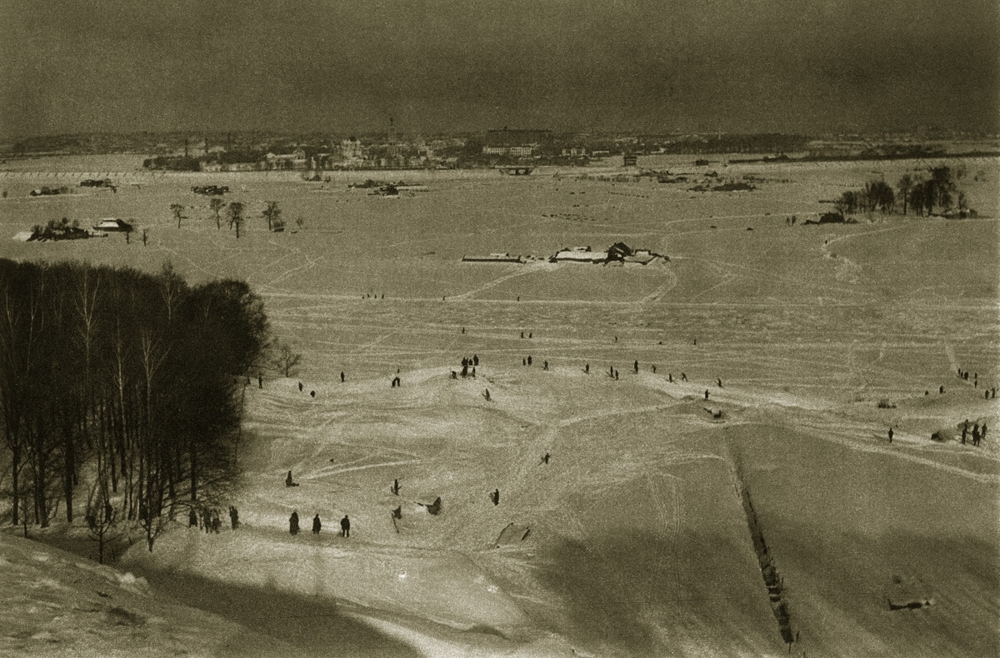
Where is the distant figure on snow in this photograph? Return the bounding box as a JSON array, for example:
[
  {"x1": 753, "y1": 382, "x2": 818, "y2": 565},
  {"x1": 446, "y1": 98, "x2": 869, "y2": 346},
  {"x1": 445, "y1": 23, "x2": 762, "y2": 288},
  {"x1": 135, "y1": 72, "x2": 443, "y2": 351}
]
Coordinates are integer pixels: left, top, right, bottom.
[
  {"x1": 490, "y1": 489, "x2": 500, "y2": 505},
  {"x1": 290, "y1": 511, "x2": 300, "y2": 535},
  {"x1": 541, "y1": 452, "x2": 550, "y2": 465},
  {"x1": 681, "y1": 373, "x2": 687, "y2": 382},
  {"x1": 392, "y1": 479, "x2": 401, "y2": 495},
  {"x1": 717, "y1": 378, "x2": 723, "y2": 388},
  {"x1": 527, "y1": 355, "x2": 532, "y2": 366},
  {"x1": 229, "y1": 506, "x2": 239, "y2": 530},
  {"x1": 668, "y1": 373, "x2": 673, "y2": 382},
  {"x1": 341, "y1": 371, "x2": 345, "y2": 382},
  {"x1": 189, "y1": 508, "x2": 198, "y2": 527},
  {"x1": 888, "y1": 428, "x2": 893, "y2": 444},
  {"x1": 298, "y1": 382, "x2": 303, "y2": 392},
  {"x1": 310, "y1": 390, "x2": 316, "y2": 398},
  {"x1": 312, "y1": 514, "x2": 321, "y2": 534},
  {"x1": 705, "y1": 390, "x2": 710, "y2": 400},
  {"x1": 340, "y1": 515, "x2": 350, "y2": 538},
  {"x1": 585, "y1": 363, "x2": 590, "y2": 374},
  {"x1": 473, "y1": 354, "x2": 479, "y2": 366},
  {"x1": 940, "y1": 385, "x2": 945, "y2": 394},
  {"x1": 258, "y1": 373, "x2": 263, "y2": 389},
  {"x1": 962, "y1": 420, "x2": 969, "y2": 444},
  {"x1": 286, "y1": 470, "x2": 299, "y2": 487},
  {"x1": 634, "y1": 360, "x2": 639, "y2": 374},
  {"x1": 484, "y1": 388, "x2": 491, "y2": 401}
]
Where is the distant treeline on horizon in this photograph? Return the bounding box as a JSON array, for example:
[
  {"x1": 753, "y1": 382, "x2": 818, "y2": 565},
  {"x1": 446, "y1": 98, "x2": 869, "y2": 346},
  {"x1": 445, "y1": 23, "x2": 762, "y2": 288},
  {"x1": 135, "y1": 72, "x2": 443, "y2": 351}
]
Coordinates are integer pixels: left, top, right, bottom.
[{"x1": 3, "y1": 129, "x2": 997, "y2": 160}]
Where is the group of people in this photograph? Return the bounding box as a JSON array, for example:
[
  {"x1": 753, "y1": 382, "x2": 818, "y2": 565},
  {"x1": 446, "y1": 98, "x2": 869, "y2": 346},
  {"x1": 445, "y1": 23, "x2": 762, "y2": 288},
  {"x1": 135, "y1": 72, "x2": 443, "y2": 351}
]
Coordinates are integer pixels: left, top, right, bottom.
[
  {"x1": 188, "y1": 505, "x2": 239, "y2": 533},
  {"x1": 957, "y1": 367, "x2": 996, "y2": 398},
  {"x1": 289, "y1": 510, "x2": 350, "y2": 538},
  {"x1": 961, "y1": 420, "x2": 988, "y2": 447},
  {"x1": 457, "y1": 355, "x2": 479, "y2": 379}
]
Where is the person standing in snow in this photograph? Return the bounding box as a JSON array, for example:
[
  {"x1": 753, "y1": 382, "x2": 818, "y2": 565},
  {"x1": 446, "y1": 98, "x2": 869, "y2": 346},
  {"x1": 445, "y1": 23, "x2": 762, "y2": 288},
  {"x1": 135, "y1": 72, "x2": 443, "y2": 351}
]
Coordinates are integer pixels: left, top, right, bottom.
[
  {"x1": 340, "y1": 515, "x2": 350, "y2": 538},
  {"x1": 290, "y1": 511, "x2": 300, "y2": 535},
  {"x1": 312, "y1": 514, "x2": 321, "y2": 534}
]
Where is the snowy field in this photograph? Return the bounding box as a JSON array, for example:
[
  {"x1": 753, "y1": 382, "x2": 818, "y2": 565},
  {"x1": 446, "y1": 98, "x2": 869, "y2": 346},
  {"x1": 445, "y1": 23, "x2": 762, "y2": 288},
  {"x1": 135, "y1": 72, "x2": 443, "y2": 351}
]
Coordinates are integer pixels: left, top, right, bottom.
[{"x1": 1, "y1": 154, "x2": 998, "y2": 657}]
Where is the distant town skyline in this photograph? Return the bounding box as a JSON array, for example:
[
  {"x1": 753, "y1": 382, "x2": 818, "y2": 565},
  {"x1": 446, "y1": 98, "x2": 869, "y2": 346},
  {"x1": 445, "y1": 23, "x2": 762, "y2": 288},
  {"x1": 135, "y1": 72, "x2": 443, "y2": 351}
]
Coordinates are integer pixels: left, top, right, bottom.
[{"x1": 1, "y1": 0, "x2": 998, "y2": 139}]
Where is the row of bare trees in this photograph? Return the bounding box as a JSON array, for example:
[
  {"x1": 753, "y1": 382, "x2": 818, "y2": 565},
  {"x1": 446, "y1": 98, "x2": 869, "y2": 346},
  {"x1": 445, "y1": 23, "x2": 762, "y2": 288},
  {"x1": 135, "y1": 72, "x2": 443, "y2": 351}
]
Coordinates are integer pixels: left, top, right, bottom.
[
  {"x1": 834, "y1": 166, "x2": 967, "y2": 218},
  {"x1": 0, "y1": 260, "x2": 270, "y2": 553},
  {"x1": 182, "y1": 199, "x2": 285, "y2": 237}
]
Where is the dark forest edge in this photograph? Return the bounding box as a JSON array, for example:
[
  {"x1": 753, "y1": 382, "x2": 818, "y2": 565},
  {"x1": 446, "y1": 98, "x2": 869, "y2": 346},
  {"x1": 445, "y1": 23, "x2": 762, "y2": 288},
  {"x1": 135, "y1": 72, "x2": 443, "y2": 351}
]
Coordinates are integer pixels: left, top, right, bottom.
[{"x1": 0, "y1": 260, "x2": 271, "y2": 559}]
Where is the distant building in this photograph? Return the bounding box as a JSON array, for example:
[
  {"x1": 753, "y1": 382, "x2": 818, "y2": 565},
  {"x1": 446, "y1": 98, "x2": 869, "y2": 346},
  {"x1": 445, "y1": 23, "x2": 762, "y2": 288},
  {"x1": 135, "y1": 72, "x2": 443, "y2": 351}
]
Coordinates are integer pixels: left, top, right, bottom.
[
  {"x1": 341, "y1": 137, "x2": 363, "y2": 159},
  {"x1": 552, "y1": 246, "x2": 609, "y2": 263},
  {"x1": 92, "y1": 218, "x2": 134, "y2": 232},
  {"x1": 623, "y1": 154, "x2": 638, "y2": 167},
  {"x1": 483, "y1": 144, "x2": 535, "y2": 157},
  {"x1": 483, "y1": 128, "x2": 550, "y2": 158}
]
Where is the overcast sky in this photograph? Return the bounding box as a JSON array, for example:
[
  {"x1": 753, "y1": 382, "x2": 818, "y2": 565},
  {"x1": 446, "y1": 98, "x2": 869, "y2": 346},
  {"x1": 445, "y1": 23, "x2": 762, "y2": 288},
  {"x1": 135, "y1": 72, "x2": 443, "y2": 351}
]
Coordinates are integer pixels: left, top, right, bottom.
[{"x1": 1, "y1": 0, "x2": 997, "y2": 137}]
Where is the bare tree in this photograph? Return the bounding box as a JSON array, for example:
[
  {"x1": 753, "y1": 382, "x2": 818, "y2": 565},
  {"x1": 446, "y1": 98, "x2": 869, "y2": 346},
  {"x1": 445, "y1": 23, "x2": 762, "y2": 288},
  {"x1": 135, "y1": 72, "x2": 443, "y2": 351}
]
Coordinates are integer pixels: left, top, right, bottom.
[
  {"x1": 228, "y1": 201, "x2": 245, "y2": 238},
  {"x1": 209, "y1": 198, "x2": 225, "y2": 230},
  {"x1": 262, "y1": 201, "x2": 281, "y2": 232},
  {"x1": 896, "y1": 174, "x2": 914, "y2": 215},
  {"x1": 273, "y1": 341, "x2": 302, "y2": 377},
  {"x1": 170, "y1": 204, "x2": 185, "y2": 229}
]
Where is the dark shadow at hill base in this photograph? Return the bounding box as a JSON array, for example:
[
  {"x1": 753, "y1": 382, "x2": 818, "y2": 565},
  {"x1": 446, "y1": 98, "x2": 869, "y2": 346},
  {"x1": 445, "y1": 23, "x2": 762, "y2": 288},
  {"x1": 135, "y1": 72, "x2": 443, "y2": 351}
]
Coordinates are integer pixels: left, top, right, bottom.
[
  {"x1": 535, "y1": 531, "x2": 779, "y2": 657},
  {"x1": 138, "y1": 569, "x2": 420, "y2": 658}
]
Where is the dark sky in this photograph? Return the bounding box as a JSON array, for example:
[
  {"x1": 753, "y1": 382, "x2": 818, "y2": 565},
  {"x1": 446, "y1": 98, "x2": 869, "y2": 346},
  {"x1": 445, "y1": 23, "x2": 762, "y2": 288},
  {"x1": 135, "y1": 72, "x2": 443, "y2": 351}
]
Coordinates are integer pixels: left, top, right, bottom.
[{"x1": 2, "y1": 0, "x2": 998, "y2": 137}]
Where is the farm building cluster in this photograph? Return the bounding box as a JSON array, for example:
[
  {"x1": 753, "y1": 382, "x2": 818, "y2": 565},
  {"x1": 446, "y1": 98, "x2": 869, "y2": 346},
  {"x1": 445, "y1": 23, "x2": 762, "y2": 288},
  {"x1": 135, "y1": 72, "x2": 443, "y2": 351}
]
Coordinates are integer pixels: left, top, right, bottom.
[{"x1": 463, "y1": 242, "x2": 665, "y2": 265}]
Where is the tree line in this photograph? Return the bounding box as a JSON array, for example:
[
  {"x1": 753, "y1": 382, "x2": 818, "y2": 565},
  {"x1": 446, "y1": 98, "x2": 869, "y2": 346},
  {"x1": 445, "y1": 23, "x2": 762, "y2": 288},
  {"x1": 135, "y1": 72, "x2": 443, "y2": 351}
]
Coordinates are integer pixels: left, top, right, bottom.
[
  {"x1": 834, "y1": 165, "x2": 970, "y2": 218},
  {"x1": 0, "y1": 260, "x2": 271, "y2": 552}
]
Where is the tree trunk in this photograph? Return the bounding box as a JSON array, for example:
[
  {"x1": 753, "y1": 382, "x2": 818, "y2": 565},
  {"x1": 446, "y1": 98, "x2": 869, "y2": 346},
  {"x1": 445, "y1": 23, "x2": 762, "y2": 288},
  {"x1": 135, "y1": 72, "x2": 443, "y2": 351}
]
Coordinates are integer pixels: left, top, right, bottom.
[{"x1": 10, "y1": 444, "x2": 20, "y2": 525}]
